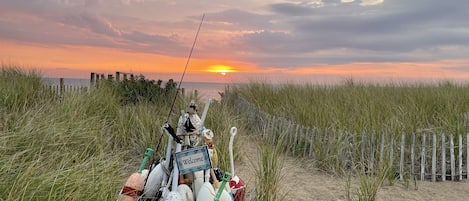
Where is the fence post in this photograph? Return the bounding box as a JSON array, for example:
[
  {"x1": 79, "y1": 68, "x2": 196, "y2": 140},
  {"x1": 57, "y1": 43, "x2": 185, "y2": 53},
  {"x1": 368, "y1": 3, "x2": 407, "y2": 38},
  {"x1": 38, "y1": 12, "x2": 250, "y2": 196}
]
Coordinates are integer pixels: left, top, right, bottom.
[
  {"x1": 262, "y1": 114, "x2": 268, "y2": 141},
  {"x1": 267, "y1": 114, "x2": 273, "y2": 141},
  {"x1": 432, "y1": 133, "x2": 437, "y2": 182},
  {"x1": 272, "y1": 116, "x2": 278, "y2": 145},
  {"x1": 450, "y1": 134, "x2": 455, "y2": 181},
  {"x1": 95, "y1": 74, "x2": 100, "y2": 87},
  {"x1": 370, "y1": 131, "x2": 375, "y2": 173},
  {"x1": 421, "y1": 133, "x2": 426, "y2": 181},
  {"x1": 459, "y1": 134, "x2": 463, "y2": 181},
  {"x1": 442, "y1": 134, "x2": 446, "y2": 181},
  {"x1": 271, "y1": 117, "x2": 279, "y2": 145},
  {"x1": 302, "y1": 126, "x2": 308, "y2": 157},
  {"x1": 288, "y1": 121, "x2": 293, "y2": 151},
  {"x1": 343, "y1": 131, "x2": 351, "y2": 169},
  {"x1": 379, "y1": 132, "x2": 385, "y2": 169},
  {"x1": 466, "y1": 114, "x2": 469, "y2": 180},
  {"x1": 59, "y1": 78, "x2": 64, "y2": 93},
  {"x1": 390, "y1": 133, "x2": 395, "y2": 173},
  {"x1": 361, "y1": 131, "x2": 366, "y2": 172},
  {"x1": 293, "y1": 124, "x2": 299, "y2": 155},
  {"x1": 90, "y1": 72, "x2": 95, "y2": 86},
  {"x1": 265, "y1": 114, "x2": 271, "y2": 142},
  {"x1": 309, "y1": 128, "x2": 315, "y2": 158},
  {"x1": 352, "y1": 133, "x2": 356, "y2": 165},
  {"x1": 411, "y1": 133, "x2": 415, "y2": 180},
  {"x1": 399, "y1": 132, "x2": 405, "y2": 181}
]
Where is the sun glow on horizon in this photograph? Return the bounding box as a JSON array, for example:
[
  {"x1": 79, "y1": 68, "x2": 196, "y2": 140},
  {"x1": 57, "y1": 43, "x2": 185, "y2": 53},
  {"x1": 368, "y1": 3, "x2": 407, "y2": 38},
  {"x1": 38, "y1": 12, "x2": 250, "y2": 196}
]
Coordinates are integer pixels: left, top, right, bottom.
[{"x1": 207, "y1": 65, "x2": 237, "y2": 76}]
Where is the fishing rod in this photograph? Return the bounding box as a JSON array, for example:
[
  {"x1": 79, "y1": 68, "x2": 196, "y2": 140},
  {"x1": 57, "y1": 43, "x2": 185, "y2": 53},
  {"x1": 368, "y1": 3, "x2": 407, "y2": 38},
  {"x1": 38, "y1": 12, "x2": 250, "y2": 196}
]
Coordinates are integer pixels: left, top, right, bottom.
[{"x1": 157, "y1": 13, "x2": 205, "y2": 148}]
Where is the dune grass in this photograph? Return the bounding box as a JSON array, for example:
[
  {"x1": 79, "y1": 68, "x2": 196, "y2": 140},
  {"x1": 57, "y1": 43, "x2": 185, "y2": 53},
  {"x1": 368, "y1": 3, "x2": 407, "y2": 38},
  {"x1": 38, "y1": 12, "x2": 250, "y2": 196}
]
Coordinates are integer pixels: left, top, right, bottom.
[
  {"x1": 234, "y1": 80, "x2": 469, "y2": 135},
  {"x1": 1, "y1": 68, "x2": 148, "y2": 200},
  {"x1": 345, "y1": 162, "x2": 390, "y2": 201},
  {"x1": 252, "y1": 129, "x2": 288, "y2": 201},
  {"x1": 1, "y1": 67, "x2": 54, "y2": 113},
  {"x1": 0, "y1": 66, "x2": 241, "y2": 200}
]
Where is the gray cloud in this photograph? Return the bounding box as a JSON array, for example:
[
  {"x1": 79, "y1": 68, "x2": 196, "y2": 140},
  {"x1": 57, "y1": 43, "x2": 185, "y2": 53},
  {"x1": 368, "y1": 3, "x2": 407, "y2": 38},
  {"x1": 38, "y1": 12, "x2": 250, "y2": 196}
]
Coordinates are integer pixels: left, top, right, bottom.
[
  {"x1": 205, "y1": 9, "x2": 275, "y2": 30},
  {"x1": 58, "y1": 12, "x2": 122, "y2": 37},
  {"x1": 269, "y1": 2, "x2": 321, "y2": 16},
  {"x1": 84, "y1": 0, "x2": 100, "y2": 8},
  {"x1": 217, "y1": 0, "x2": 469, "y2": 68}
]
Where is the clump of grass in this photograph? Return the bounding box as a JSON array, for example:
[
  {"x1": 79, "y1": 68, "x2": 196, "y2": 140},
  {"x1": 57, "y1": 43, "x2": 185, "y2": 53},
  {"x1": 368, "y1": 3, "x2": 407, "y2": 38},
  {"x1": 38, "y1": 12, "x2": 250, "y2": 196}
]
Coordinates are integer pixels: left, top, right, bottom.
[
  {"x1": 252, "y1": 129, "x2": 287, "y2": 201},
  {"x1": 203, "y1": 98, "x2": 244, "y2": 172},
  {"x1": 345, "y1": 165, "x2": 389, "y2": 201},
  {"x1": 0, "y1": 67, "x2": 54, "y2": 112}
]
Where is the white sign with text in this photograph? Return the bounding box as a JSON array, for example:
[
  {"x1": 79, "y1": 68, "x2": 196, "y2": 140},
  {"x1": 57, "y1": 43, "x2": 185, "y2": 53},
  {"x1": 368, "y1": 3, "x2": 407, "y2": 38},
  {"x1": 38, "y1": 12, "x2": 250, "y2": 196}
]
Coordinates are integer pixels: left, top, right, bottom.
[{"x1": 174, "y1": 145, "x2": 212, "y2": 175}]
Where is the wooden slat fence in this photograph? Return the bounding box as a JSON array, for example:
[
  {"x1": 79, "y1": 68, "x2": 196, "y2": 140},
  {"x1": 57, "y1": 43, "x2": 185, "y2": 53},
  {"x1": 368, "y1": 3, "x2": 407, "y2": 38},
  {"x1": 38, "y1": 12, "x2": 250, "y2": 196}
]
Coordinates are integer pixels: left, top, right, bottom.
[
  {"x1": 233, "y1": 96, "x2": 469, "y2": 182},
  {"x1": 43, "y1": 72, "x2": 132, "y2": 95},
  {"x1": 42, "y1": 78, "x2": 90, "y2": 102},
  {"x1": 43, "y1": 84, "x2": 89, "y2": 94},
  {"x1": 43, "y1": 73, "x2": 187, "y2": 96}
]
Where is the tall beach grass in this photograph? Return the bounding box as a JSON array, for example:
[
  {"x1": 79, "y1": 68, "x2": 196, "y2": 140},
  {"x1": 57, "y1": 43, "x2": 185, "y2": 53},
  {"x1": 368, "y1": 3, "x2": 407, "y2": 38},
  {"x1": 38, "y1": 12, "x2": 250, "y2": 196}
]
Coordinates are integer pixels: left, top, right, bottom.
[
  {"x1": 252, "y1": 130, "x2": 287, "y2": 201},
  {"x1": 234, "y1": 80, "x2": 469, "y2": 135}
]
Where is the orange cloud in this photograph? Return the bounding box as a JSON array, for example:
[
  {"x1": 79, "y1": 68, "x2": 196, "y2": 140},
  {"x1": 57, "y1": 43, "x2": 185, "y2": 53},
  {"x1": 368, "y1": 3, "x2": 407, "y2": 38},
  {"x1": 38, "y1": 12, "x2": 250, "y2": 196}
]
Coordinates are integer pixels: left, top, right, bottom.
[
  {"x1": 1, "y1": 40, "x2": 185, "y2": 73},
  {"x1": 0, "y1": 40, "x2": 256, "y2": 82}
]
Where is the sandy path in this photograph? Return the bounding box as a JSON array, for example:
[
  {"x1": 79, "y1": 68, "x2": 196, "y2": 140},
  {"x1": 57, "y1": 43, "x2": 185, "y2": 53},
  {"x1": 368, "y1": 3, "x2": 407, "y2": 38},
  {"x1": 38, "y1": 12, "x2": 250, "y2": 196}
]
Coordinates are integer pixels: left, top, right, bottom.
[{"x1": 235, "y1": 134, "x2": 469, "y2": 201}]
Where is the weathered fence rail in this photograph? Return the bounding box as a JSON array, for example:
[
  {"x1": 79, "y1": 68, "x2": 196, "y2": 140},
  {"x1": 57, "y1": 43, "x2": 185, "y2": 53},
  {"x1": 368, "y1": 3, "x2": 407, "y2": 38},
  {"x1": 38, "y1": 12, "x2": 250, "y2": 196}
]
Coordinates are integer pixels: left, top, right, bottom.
[
  {"x1": 44, "y1": 72, "x2": 128, "y2": 94},
  {"x1": 42, "y1": 78, "x2": 89, "y2": 96},
  {"x1": 232, "y1": 96, "x2": 469, "y2": 182},
  {"x1": 43, "y1": 72, "x2": 188, "y2": 96}
]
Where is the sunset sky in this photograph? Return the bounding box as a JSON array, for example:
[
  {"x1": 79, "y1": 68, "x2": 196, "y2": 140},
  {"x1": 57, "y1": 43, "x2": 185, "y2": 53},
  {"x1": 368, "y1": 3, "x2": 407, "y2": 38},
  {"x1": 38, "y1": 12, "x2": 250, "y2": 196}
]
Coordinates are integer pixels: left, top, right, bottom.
[{"x1": 1, "y1": 0, "x2": 469, "y2": 84}]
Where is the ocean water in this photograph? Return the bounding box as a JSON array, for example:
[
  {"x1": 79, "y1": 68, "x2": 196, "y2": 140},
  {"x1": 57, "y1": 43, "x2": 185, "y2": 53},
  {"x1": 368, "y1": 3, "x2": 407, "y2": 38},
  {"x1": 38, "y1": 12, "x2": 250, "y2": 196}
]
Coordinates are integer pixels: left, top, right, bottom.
[
  {"x1": 179, "y1": 82, "x2": 228, "y2": 100},
  {"x1": 43, "y1": 78, "x2": 230, "y2": 100}
]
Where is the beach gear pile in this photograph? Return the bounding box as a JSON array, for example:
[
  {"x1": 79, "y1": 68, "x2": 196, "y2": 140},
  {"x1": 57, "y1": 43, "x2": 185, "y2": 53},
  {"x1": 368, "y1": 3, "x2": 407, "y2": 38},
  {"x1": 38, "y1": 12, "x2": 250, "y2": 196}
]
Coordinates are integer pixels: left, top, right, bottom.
[{"x1": 117, "y1": 100, "x2": 245, "y2": 201}]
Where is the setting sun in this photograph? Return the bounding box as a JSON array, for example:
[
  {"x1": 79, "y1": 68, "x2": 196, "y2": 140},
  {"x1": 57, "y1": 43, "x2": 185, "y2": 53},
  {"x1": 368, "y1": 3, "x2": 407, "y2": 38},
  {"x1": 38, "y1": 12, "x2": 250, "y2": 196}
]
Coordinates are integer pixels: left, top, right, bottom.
[{"x1": 207, "y1": 65, "x2": 237, "y2": 76}]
